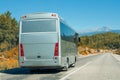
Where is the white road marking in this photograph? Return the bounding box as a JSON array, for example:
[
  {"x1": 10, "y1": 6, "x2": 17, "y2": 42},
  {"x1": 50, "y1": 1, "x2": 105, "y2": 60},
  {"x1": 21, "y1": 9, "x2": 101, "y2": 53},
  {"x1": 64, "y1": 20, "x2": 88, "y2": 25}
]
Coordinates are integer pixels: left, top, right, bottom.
[
  {"x1": 65, "y1": 67, "x2": 78, "y2": 74},
  {"x1": 111, "y1": 54, "x2": 120, "y2": 61},
  {"x1": 59, "y1": 61, "x2": 92, "y2": 80}
]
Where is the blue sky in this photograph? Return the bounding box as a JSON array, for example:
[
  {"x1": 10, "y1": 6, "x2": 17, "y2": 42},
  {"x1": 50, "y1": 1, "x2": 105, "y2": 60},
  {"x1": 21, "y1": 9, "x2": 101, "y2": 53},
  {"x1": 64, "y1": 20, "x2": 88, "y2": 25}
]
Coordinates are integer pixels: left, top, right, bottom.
[{"x1": 0, "y1": 0, "x2": 120, "y2": 32}]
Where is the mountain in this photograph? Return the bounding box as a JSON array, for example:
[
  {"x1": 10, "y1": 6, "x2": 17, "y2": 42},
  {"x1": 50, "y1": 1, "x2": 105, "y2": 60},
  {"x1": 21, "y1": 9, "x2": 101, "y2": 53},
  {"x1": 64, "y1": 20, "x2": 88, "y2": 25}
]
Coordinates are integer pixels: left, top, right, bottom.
[
  {"x1": 96, "y1": 27, "x2": 111, "y2": 32},
  {"x1": 79, "y1": 27, "x2": 120, "y2": 36},
  {"x1": 111, "y1": 30, "x2": 120, "y2": 34}
]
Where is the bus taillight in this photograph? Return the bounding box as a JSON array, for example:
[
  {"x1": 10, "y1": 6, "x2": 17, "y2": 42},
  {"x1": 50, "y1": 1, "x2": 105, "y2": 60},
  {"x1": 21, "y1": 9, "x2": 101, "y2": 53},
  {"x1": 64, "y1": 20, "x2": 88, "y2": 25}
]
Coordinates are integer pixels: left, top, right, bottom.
[
  {"x1": 51, "y1": 14, "x2": 56, "y2": 17},
  {"x1": 54, "y1": 42, "x2": 59, "y2": 56},
  {"x1": 22, "y1": 16, "x2": 26, "y2": 19},
  {"x1": 20, "y1": 43, "x2": 24, "y2": 57}
]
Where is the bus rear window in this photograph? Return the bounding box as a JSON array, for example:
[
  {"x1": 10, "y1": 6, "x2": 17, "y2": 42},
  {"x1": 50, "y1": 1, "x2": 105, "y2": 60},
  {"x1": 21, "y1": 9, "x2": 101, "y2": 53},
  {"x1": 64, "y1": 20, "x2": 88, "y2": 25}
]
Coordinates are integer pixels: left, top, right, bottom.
[{"x1": 22, "y1": 19, "x2": 56, "y2": 33}]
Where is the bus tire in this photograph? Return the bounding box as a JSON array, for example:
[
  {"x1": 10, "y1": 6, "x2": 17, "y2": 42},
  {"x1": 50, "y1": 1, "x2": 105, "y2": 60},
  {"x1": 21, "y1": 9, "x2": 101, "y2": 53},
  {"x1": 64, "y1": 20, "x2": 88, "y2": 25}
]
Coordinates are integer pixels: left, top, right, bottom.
[
  {"x1": 71, "y1": 63, "x2": 75, "y2": 67},
  {"x1": 64, "y1": 58, "x2": 69, "y2": 71},
  {"x1": 71, "y1": 57, "x2": 76, "y2": 67}
]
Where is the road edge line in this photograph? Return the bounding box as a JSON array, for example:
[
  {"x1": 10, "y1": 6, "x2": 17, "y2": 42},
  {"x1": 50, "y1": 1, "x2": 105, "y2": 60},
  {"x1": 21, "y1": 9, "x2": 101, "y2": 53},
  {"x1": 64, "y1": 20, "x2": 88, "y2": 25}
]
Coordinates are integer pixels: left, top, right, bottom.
[{"x1": 59, "y1": 61, "x2": 92, "y2": 80}]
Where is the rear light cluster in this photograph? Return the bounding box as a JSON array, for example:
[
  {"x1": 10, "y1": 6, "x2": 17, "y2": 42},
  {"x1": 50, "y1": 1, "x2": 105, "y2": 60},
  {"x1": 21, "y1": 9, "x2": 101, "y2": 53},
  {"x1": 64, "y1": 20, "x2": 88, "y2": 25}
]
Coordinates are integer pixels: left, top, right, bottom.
[
  {"x1": 21, "y1": 16, "x2": 26, "y2": 19},
  {"x1": 20, "y1": 43, "x2": 24, "y2": 57},
  {"x1": 51, "y1": 14, "x2": 56, "y2": 17},
  {"x1": 54, "y1": 42, "x2": 59, "y2": 56}
]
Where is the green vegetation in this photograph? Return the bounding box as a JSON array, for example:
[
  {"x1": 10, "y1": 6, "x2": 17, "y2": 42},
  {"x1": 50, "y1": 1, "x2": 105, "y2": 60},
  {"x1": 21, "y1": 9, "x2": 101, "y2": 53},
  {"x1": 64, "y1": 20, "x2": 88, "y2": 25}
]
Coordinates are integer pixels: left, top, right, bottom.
[
  {"x1": 79, "y1": 32, "x2": 120, "y2": 50},
  {"x1": 0, "y1": 11, "x2": 18, "y2": 52}
]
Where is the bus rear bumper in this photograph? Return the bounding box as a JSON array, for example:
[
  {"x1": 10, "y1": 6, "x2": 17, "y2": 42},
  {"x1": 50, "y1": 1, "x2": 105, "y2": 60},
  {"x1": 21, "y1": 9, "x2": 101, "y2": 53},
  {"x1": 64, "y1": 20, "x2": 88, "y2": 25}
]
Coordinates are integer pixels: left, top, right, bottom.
[{"x1": 19, "y1": 60, "x2": 62, "y2": 69}]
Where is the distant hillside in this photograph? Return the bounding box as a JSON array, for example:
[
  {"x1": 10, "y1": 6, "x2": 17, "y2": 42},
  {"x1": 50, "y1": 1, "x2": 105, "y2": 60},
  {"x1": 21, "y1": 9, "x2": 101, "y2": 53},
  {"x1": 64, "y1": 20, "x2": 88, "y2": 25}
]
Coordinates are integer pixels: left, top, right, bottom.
[
  {"x1": 79, "y1": 27, "x2": 120, "y2": 36},
  {"x1": 111, "y1": 30, "x2": 120, "y2": 34},
  {"x1": 79, "y1": 32, "x2": 120, "y2": 49},
  {"x1": 79, "y1": 30, "x2": 120, "y2": 36}
]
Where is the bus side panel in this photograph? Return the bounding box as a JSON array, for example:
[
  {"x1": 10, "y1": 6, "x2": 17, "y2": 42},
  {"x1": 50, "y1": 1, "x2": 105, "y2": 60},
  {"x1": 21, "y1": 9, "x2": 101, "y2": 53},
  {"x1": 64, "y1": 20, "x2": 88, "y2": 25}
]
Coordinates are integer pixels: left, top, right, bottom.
[{"x1": 60, "y1": 21, "x2": 77, "y2": 67}]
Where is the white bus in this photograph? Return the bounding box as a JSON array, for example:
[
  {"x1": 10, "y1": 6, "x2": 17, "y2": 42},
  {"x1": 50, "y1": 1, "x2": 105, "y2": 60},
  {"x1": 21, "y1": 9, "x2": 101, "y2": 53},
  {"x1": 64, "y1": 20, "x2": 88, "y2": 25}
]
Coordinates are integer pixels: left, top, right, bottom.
[{"x1": 19, "y1": 13, "x2": 79, "y2": 71}]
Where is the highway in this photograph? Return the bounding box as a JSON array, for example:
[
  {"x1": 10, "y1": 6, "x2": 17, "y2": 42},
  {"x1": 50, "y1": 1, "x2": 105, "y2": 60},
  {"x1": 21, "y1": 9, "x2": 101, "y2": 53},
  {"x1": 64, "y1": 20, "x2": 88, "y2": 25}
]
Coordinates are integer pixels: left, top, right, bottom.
[{"x1": 0, "y1": 53, "x2": 120, "y2": 80}]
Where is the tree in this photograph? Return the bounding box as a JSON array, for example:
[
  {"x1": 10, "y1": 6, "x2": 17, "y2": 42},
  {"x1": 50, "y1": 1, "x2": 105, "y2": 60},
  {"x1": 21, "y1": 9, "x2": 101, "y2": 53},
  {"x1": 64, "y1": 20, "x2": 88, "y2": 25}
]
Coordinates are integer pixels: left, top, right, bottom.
[
  {"x1": 0, "y1": 11, "x2": 18, "y2": 52},
  {"x1": 79, "y1": 32, "x2": 120, "y2": 49}
]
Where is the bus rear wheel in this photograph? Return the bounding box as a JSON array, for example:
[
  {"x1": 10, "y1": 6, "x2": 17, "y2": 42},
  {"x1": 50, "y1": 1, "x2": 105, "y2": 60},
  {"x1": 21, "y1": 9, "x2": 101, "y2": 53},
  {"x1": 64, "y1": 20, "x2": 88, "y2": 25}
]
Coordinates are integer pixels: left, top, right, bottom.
[
  {"x1": 64, "y1": 58, "x2": 69, "y2": 71},
  {"x1": 71, "y1": 57, "x2": 76, "y2": 67}
]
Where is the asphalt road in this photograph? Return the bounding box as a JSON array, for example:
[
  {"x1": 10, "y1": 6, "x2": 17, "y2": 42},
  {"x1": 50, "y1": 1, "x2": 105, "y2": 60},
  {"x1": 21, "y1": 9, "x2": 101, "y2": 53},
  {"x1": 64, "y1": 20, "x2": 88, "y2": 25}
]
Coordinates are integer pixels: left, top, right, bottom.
[{"x1": 0, "y1": 53, "x2": 120, "y2": 80}]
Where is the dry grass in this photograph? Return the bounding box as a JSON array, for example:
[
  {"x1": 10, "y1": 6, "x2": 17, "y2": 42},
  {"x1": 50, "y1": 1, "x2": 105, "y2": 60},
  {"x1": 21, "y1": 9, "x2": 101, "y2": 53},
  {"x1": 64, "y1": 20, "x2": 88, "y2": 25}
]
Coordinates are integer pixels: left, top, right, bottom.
[
  {"x1": 113, "y1": 49, "x2": 120, "y2": 55},
  {"x1": 78, "y1": 46, "x2": 97, "y2": 55},
  {"x1": 0, "y1": 46, "x2": 18, "y2": 70},
  {"x1": 78, "y1": 46, "x2": 119, "y2": 56}
]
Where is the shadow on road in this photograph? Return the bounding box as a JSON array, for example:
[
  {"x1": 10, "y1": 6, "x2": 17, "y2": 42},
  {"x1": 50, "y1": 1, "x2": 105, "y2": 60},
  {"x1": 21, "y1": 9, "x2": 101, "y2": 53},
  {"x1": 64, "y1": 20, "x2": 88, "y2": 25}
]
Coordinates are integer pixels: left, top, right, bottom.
[{"x1": 0, "y1": 68, "x2": 61, "y2": 75}]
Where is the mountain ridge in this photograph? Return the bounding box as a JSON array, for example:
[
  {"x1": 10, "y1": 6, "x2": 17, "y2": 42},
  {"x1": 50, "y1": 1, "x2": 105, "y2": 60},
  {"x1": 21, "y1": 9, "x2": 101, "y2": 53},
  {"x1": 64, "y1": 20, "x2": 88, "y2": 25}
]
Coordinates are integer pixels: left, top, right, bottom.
[{"x1": 79, "y1": 27, "x2": 120, "y2": 36}]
